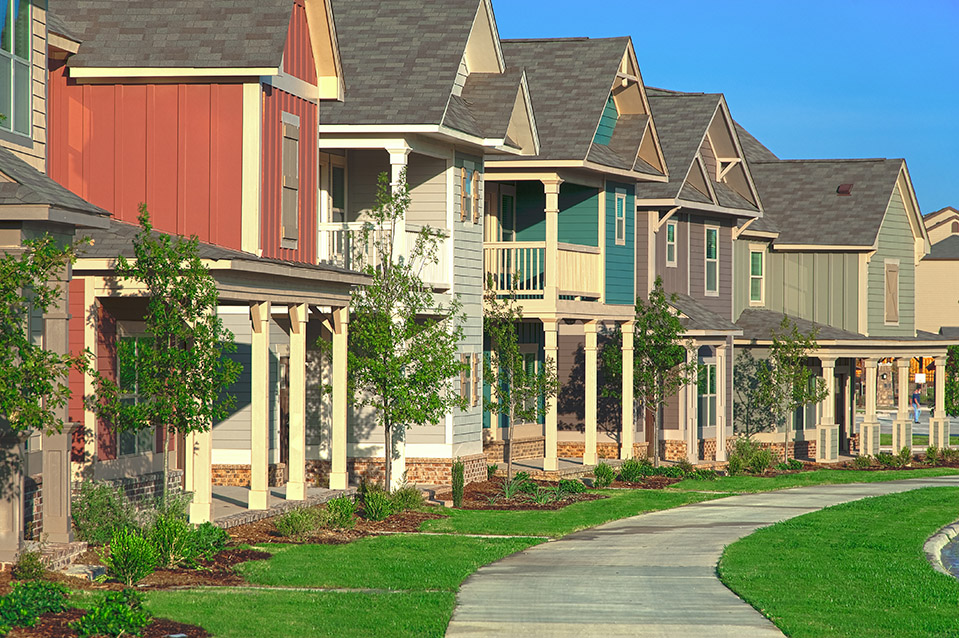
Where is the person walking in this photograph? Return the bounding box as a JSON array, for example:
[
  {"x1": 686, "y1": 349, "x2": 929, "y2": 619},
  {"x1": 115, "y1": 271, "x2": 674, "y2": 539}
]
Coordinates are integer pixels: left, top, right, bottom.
[{"x1": 912, "y1": 386, "x2": 922, "y2": 424}]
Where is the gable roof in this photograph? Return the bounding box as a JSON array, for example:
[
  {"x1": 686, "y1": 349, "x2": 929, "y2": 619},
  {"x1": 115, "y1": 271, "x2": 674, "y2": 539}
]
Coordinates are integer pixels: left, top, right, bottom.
[
  {"x1": 0, "y1": 145, "x2": 108, "y2": 221},
  {"x1": 56, "y1": 0, "x2": 297, "y2": 70},
  {"x1": 446, "y1": 67, "x2": 526, "y2": 144},
  {"x1": 925, "y1": 234, "x2": 959, "y2": 260},
  {"x1": 736, "y1": 308, "x2": 866, "y2": 341},
  {"x1": 924, "y1": 206, "x2": 959, "y2": 231},
  {"x1": 734, "y1": 122, "x2": 779, "y2": 164},
  {"x1": 749, "y1": 158, "x2": 905, "y2": 247},
  {"x1": 668, "y1": 293, "x2": 741, "y2": 334}
]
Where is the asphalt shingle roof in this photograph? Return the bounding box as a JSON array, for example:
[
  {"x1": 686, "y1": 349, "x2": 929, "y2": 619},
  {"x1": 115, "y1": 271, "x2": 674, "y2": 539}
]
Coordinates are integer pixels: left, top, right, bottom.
[
  {"x1": 57, "y1": 0, "x2": 294, "y2": 69},
  {"x1": 47, "y1": 11, "x2": 81, "y2": 42},
  {"x1": 450, "y1": 67, "x2": 525, "y2": 140},
  {"x1": 734, "y1": 122, "x2": 779, "y2": 164},
  {"x1": 324, "y1": 0, "x2": 478, "y2": 127},
  {"x1": 926, "y1": 235, "x2": 959, "y2": 260},
  {"x1": 735, "y1": 308, "x2": 866, "y2": 341},
  {"x1": 749, "y1": 158, "x2": 903, "y2": 247},
  {"x1": 0, "y1": 146, "x2": 106, "y2": 216},
  {"x1": 668, "y1": 293, "x2": 740, "y2": 333},
  {"x1": 501, "y1": 37, "x2": 629, "y2": 162}
]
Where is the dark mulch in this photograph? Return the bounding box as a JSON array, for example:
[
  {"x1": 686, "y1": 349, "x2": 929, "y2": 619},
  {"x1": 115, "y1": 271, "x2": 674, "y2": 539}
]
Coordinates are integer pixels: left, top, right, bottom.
[
  {"x1": 138, "y1": 548, "x2": 272, "y2": 589},
  {"x1": 435, "y1": 478, "x2": 607, "y2": 510},
  {"x1": 226, "y1": 508, "x2": 448, "y2": 546},
  {"x1": 611, "y1": 476, "x2": 683, "y2": 489},
  {"x1": 8, "y1": 607, "x2": 210, "y2": 637}
]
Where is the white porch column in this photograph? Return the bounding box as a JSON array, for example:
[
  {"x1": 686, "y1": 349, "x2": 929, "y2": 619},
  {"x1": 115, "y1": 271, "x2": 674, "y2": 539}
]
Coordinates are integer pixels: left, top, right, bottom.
[
  {"x1": 816, "y1": 356, "x2": 838, "y2": 461},
  {"x1": 715, "y1": 342, "x2": 728, "y2": 462},
  {"x1": 287, "y1": 304, "x2": 308, "y2": 501},
  {"x1": 330, "y1": 305, "x2": 349, "y2": 490},
  {"x1": 544, "y1": 319, "x2": 559, "y2": 471},
  {"x1": 861, "y1": 359, "x2": 880, "y2": 456},
  {"x1": 81, "y1": 285, "x2": 97, "y2": 477},
  {"x1": 584, "y1": 320, "x2": 599, "y2": 466},
  {"x1": 188, "y1": 428, "x2": 213, "y2": 524},
  {"x1": 389, "y1": 148, "x2": 411, "y2": 259},
  {"x1": 684, "y1": 342, "x2": 699, "y2": 463},
  {"x1": 892, "y1": 358, "x2": 913, "y2": 453},
  {"x1": 249, "y1": 301, "x2": 271, "y2": 510},
  {"x1": 620, "y1": 321, "x2": 635, "y2": 460},
  {"x1": 543, "y1": 178, "x2": 562, "y2": 303},
  {"x1": 930, "y1": 355, "x2": 950, "y2": 449}
]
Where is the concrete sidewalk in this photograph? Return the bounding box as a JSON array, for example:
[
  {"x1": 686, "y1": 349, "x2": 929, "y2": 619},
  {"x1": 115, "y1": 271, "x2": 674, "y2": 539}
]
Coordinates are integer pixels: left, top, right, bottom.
[{"x1": 446, "y1": 475, "x2": 959, "y2": 637}]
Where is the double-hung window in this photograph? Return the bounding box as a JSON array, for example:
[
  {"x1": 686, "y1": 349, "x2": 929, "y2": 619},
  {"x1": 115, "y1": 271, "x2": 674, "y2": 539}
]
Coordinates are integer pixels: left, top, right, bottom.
[
  {"x1": 0, "y1": 0, "x2": 31, "y2": 136},
  {"x1": 749, "y1": 249, "x2": 764, "y2": 305},
  {"x1": 615, "y1": 193, "x2": 626, "y2": 245},
  {"x1": 116, "y1": 336, "x2": 155, "y2": 457},
  {"x1": 665, "y1": 220, "x2": 677, "y2": 267},
  {"x1": 331, "y1": 164, "x2": 345, "y2": 222},
  {"x1": 698, "y1": 362, "x2": 717, "y2": 428},
  {"x1": 705, "y1": 226, "x2": 719, "y2": 295}
]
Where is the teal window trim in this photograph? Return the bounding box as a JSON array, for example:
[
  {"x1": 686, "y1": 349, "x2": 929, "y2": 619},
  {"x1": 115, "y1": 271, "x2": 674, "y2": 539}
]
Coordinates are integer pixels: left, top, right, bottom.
[
  {"x1": 705, "y1": 226, "x2": 719, "y2": 296},
  {"x1": 666, "y1": 221, "x2": 677, "y2": 267},
  {"x1": 0, "y1": 0, "x2": 31, "y2": 136}
]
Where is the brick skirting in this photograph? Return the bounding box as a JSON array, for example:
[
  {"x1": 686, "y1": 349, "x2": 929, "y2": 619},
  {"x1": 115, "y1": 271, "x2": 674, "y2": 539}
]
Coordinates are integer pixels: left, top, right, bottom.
[
  {"x1": 305, "y1": 454, "x2": 487, "y2": 487},
  {"x1": 555, "y1": 442, "x2": 649, "y2": 459},
  {"x1": 24, "y1": 475, "x2": 42, "y2": 541},
  {"x1": 211, "y1": 463, "x2": 287, "y2": 488},
  {"x1": 484, "y1": 437, "x2": 546, "y2": 464}
]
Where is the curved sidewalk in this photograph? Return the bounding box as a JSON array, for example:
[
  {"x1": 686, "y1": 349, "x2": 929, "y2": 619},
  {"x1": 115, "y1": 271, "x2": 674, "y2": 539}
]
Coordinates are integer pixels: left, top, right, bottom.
[{"x1": 446, "y1": 475, "x2": 959, "y2": 637}]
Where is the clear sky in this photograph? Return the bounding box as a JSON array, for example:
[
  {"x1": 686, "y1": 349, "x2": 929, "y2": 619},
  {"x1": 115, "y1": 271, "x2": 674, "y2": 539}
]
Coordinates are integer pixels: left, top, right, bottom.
[{"x1": 493, "y1": 0, "x2": 959, "y2": 214}]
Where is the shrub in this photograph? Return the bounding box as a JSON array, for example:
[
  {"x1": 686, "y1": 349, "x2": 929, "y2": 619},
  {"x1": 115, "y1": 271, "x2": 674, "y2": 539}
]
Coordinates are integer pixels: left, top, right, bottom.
[
  {"x1": 676, "y1": 459, "x2": 695, "y2": 477},
  {"x1": 451, "y1": 459, "x2": 465, "y2": 508},
  {"x1": 853, "y1": 455, "x2": 872, "y2": 469},
  {"x1": 11, "y1": 550, "x2": 44, "y2": 581},
  {"x1": 786, "y1": 458, "x2": 804, "y2": 470},
  {"x1": 324, "y1": 496, "x2": 357, "y2": 529},
  {"x1": 592, "y1": 462, "x2": 615, "y2": 488},
  {"x1": 618, "y1": 458, "x2": 650, "y2": 483},
  {"x1": 727, "y1": 437, "x2": 775, "y2": 475},
  {"x1": 925, "y1": 446, "x2": 940, "y2": 466},
  {"x1": 557, "y1": 478, "x2": 587, "y2": 494},
  {"x1": 513, "y1": 471, "x2": 532, "y2": 483},
  {"x1": 943, "y1": 447, "x2": 959, "y2": 464},
  {"x1": 149, "y1": 510, "x2": 194, "y2": 568},
  {"x1": 747, "y1": 448, "x2": 773, "y2": 475},
  {"x1": 486, "y1": 464, "x2": 498, "y2": 480},
  {"x1": 897, "y1": 446, "x2": 913, "y2": 466},
  {"x1": 147, "y1": 492, "x2": 192, "y2": 527},
  {"x1": 104, "y1": 527, "x2": 158, "y2": 587},
  {"x1": 71, "y1": 482, "x2": 138, "y2": 545},
  {"x1": 692, "y1": 468, "x2": 718, "y2": 481},
  {"x1": 875, "y1": 452, "x2": 896, "y2": 468},
  {"x1": 391, "y1": 485, "x2": 425, "y2": 512},
  {"x1": 0, "y1": 580, "x2": 70, "y2": 632},
  {"x1": 362, "y1": 486, "x2": 393, "y2": 521},
  {"x1": 726, "y1": 454, "x2": 745, "y2": 476},
  {"x1": 274, "y1": 508, "x2": 316, "y2": 540},
  {"x1": 71, "y1": 589, "x2": 152, "y2": 638},
  {"x1": 189, "y1": 521, "x2": 229, "y2": 561}
]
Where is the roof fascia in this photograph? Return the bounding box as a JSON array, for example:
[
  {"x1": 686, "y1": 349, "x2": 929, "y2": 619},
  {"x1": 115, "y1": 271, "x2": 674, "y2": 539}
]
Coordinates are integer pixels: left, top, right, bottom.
[
  {"x1": 715, "y1": 96, "x2": 763, "y2": 211},
  {"x1": 69, "y1": 66, "x2": 276, "y2": 79},
  {"x1": 305, "y1": 0, "x2": 346, "y2": 101},
  {"x1": 486, "y1": 157, "x2": 669, "y2": 182},
  {"x1": 48, "y1": 33, "x2": 80, "y2": 54},
  {"x1": 624, "y1": 39, "x2": 668, "y2": 179},
  {"x1": 771, "y1": 243, "x2": 876, "y2": 252},
  {"x1": 0, "y1": 204, "x2": 110, "y2": 228},
  {"x1": 898, "y1": 161, "x2": 930, "y2": 253},
  {"x1": 632, "y1": 197, "x2": 761, "y2": 217}
]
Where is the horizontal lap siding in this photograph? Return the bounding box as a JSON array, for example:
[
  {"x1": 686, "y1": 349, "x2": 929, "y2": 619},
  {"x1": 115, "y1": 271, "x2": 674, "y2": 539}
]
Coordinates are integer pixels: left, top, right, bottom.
[
  {"x1": 515, "y1": 181, "x2": 545, "y2": 241},
  {"x1": 605, "y1": 180, "x2": 634, "y2": 305},
  {"x1": 868, "y1": 189, "x2": 915, "y2": 336},
  {"x1": 658, "y1": 214, "x2": 688, "y2": 296},
  {"x1": 213, "y1": 313, "x2": 253, "y2": 451},
  {"x1": 558, "y1": 183, "x2": 599, "y2": 247},
  {"x1": 687, "y1": 216, "x2": 732, "y2": 319},
  {"x1": 407, "y1": 154, "x2": 447, "y2": 229},
  {"x1": 347, "y1": 149, "x2": 388, "y2": 219},
  {"x1": 260, "y1": 85, "x2": 317, "y2": 263},
  {"x1": 48, "y1": 66, "x2": 244, "y2": 249}
]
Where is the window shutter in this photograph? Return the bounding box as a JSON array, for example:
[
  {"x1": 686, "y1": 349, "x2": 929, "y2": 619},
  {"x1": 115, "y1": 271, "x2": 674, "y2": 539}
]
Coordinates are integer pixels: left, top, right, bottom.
[
  {"x1": 281, "y1": 120, "x2": 300, "y2": 242},
  {"x1": 472, "y1": 171, "x2": 481, "y2": 223},
  {"x1": 460, "y1": 168, "x2": 468, "y2": 222},
  {"x1": 885, "y1": 263, "x2": 899, "y2": 324},
  {"x1": 471, "y1": 353, "x2": 480, "y2": 407},
  {"x1": 460, "y1": 354, "x2": 469, "y2": 401}
]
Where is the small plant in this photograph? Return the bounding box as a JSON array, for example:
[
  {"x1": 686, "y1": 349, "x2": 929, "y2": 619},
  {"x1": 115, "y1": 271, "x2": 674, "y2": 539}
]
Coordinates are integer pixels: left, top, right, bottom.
[
  {"x1": 513, "y1": 471, "x2": 532, "y2": 483},
  {"x1": 189, "y1": 521, "x2": 229, "y2": 561},
  {"x1": 786, "y1": 458, "x2": 803, "y2": 470},
  {"x1": 274, "y1": 508, "x2": 316, "y2": 540},
  {"x1": 853, "y1": 455, "x2": 872, "y2": 469},
  {"x1": 875, "y1": 452, "x2": 896, "y2": 468},
  {"x1": 0, "y1": 580, "x2": 70, "y2": 632},
  {"x1": 149, "y1": 510, "x2": 194, "y2": 568},
  {"x1": 11, "y1": 550, "x2": 44, "y2": 581},
  {"x1": 925, "y1": 446, "x2": 940, "y2": 467},
  {"x1": 391, "y1": 485, "x2": 425, "y2": 512},
  {"x1": 501, "y1": 477, "x2": 529, "y2": 499},
  {"x1": 103, "y1": 527, "x2": 158, "y2": 587},
  {"x1": 726, "y1": 454, "x2": 745, "y2": 476},
  {"x1": 558, "y1": 478, "x2": 587, "y2": 494},
  {"x1": 531, "y1": 487, "x2": 559, "y2": 505},
  {"x1": 592, "y1": 462, "x2": 616, "y2": 488},
  {"x1": 452, "y1": 459, "x2": 465, "y2": 508},
  {"x1": 897, "y1": 446, "x2": 913, "y2": 466},
  {"x1": 71, "y1": 481, "x2": 138, "y2": 545},
  {"x1": 619, "y1": 458, "x2": 650, "y2": 483},
  {"x1": 362, "y1": 486, "x2": 393, "y2": 521},
  {"x1": 71, "y1": 589, "x2": 152, "y2": 638},
  {"x1": 747, "y1": 448, "x2": 773, "y2": 474},
  {"x1": 676, "y1": 458, "x2": 695, "y2": 477},
  {"x1": 692, "y1": 468, "x2": 718, "y2": 481},
  {"x1": 942, "y1": 447, "x2": 959, "y2": 464},
  {"x1": 486, "y1": 464, "x2": 498, "y2": 480},
  {"x1": 324, "y1": 496, "x2": 357, "y2": 529}
]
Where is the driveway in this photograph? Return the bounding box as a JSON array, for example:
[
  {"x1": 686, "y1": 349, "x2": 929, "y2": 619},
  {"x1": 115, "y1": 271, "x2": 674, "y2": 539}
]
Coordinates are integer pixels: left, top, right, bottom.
[{"x1": 445, "y1": 475, "x2": 959, "y2": 637}]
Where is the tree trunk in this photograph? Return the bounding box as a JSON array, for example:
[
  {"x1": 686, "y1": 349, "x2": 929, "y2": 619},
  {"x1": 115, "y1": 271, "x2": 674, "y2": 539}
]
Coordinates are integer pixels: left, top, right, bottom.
[
  {"x1": 653, "y1": 376, "x2": 662, "y2": 467},
  {"x1": 506, "y1": 404, "x2": 514, "y2": 480},
  {"x1": 160, "y1": 426, "x2": 168, "y2": 505},
  {"x1": 383, "y1": 418, "x2": 392, "y2": 492}
]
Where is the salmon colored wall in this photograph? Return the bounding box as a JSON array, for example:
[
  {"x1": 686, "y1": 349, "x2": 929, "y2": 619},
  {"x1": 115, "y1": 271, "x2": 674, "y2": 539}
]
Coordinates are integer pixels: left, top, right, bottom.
[
  {"x1": 284, "y1": 0, "x2": 317, "y2": 84},
  {"x1": 48, "y1": 59, "x2": 245, "y2": 250},
  {"x1": 68, "y1": 278, "x2": 85, "y2": 462},
  {"x1": 260, "y1": 84, "x2": 317, "y2": 263}
]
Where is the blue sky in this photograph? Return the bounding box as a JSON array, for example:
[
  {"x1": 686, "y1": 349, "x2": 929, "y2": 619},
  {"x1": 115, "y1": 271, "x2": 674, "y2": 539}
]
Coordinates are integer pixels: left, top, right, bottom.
[{"x1": 493, "y1": 1, "x2": 959, "y2": 214}]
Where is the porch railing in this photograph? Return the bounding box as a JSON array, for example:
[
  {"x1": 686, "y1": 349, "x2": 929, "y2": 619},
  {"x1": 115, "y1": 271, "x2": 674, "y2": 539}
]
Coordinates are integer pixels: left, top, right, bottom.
[{"x1": 483, "y1": 241, "x2": 602, "y2": 300}]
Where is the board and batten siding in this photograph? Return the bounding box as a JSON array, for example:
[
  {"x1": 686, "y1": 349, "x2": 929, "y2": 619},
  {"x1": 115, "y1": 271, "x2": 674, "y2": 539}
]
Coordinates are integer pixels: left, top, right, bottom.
[
  {"x1": 867, "y1": 188, "x2": 915, "y2": 337},
  {"x1": 687, "y1": 216, "x2": 733, "y2": 319},
  {"x1": 605, "y1": 180, "x2": 634, "y2": 305}
]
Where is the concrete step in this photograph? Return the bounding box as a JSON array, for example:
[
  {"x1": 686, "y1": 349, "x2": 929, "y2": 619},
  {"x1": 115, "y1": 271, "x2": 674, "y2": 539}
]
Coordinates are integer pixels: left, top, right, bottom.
[{"x1": 23, "y1": 540, "x2": 89, "y2": 572}]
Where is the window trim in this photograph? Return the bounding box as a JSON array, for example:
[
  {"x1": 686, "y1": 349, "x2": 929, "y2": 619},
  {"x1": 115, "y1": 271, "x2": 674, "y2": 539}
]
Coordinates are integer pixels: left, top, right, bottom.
[
  {"x1": 704, "y1": 225, "x2": 720, "y2": 296},
  {"x1": 0, "y1": 0, "x2": 32, "y2": 138},
  {"x1": 665, "y1": 220, "x2": 677, "y2": 267},
  {"x1": 884, "y1": 258, "x2": 900, "y2": 326},
  {"x1": 114, "y1": 328, "x2": 156, "y2": 459},
  {"x1": 614, "y1": 192, "x2": 627, "y2": 246},
  {"x1": 471, "y1": 353, "x2": 480, "y2": 407},
  {"x1": 748, "y1": 245, "x2": 765, "y2": 306},
  {"x1": 280, "y1": 111, "x2": 300, "y2": 249},
  {"x1": 698, "y1": 359, "x2": 717, "y2": 429}
]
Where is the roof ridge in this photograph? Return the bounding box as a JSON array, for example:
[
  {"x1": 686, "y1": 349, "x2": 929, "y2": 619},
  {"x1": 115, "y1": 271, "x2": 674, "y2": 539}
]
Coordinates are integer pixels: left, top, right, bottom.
[
  {"x1": 767, "y1": 157, "x2": 895, "y2": 164},
  {"x1": 502, "y1": 36, "x2": 628, "y2": 43},
  {"x1": 647, "y1": 86, "x2": 721, "y2": 98}
]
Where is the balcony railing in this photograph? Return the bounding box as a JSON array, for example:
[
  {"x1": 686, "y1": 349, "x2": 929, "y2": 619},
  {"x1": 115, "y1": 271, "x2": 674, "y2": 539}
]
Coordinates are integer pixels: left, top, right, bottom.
[
  {"x1": 318, "y1": 222, "x2": 450, "y2": 290},
  {"x1": 483, "y1": 241, "x2": 602, "y2": 300}
]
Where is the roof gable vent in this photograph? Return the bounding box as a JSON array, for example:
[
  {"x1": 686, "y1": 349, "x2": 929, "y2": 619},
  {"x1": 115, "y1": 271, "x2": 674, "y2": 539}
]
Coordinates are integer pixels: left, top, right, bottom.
[{"x1": 837, "y1": 183, "x2": 854, "y2": 196}]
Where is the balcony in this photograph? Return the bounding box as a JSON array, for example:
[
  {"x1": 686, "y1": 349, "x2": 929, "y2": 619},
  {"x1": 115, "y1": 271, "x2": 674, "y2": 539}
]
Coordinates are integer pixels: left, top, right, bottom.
[
  {"x1": 318, "y1": 222, "x2": 450, "y2": 290},
  {"x1": 483, "y1": 241, "x2": 602, "y2": 300}
]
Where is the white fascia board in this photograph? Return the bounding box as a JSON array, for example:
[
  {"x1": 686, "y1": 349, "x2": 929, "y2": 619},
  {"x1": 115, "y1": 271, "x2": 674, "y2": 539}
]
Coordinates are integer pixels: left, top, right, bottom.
[{"x1": 70, "y1": 66, "x2": 278, "y2": 79}]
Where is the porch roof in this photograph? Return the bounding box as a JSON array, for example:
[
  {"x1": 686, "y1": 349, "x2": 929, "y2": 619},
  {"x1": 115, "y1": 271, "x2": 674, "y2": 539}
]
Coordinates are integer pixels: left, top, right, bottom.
[{"x1": 669, "y1": 293, "x2": 741, "y2": 335}]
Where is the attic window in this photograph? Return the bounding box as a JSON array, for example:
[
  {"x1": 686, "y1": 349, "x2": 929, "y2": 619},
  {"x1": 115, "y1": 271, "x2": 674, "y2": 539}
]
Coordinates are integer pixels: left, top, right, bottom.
[
  {"x1": 952, "y1": 221, "x2": 958, "y2": 234},
  {"x1": 837, "y1": 183, "x2": 854, "y2": 196}
]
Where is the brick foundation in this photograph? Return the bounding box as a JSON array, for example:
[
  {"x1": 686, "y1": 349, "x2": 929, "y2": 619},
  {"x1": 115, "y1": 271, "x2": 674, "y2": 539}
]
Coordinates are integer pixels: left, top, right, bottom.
[
  {"x1": 24, "y1": 475, "x2": 42, "y2": 541},
  {"x1": 554, "y1": 442, "x2": 649, "y2": 459},
  {"x1": 662, "y1": 440, "x2": 687, "y2": 461},
  {"x1": 305, "y1": 455, "x2": 487, "y2": 487},
  {"x1": 72, "y1": 469, "x2": 184, "y2": 509},
  {"x1": 484, "y1": 437, "x2": 546, "y2": 464},
  {"x1": 211, "y1": 463, "x2": 287, "y2": 488},
  {"x1": 720, "y1": 439, "x2": 818, "y2": 462}
]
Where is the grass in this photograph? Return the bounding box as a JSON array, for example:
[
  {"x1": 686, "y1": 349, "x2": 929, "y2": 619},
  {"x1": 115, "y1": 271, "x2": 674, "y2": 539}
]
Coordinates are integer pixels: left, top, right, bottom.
[
  {"x1": 419, "y1": 489, "x2": 722, "y2": 537},
  {"x1": 238, "y1": 535, "x2": 542, "y2": 590},
  {"x1": 880, "y1": 433, "x2": 959, "y2": 446},
  {"x1": 718, "y1": 487, "x2": 959, "y2": 637},
  {"x1": 672, "y1": 467, "x2": 959, "y2": 493},
  {"x1": 146, "y1": 589, "x2": 454, "y2": 638}
]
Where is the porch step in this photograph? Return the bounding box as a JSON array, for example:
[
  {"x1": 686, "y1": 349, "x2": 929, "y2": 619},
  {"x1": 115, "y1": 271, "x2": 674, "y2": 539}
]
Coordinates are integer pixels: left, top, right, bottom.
[{"x1": 23, "y1": 540, "x2": 89, "y2": 572}]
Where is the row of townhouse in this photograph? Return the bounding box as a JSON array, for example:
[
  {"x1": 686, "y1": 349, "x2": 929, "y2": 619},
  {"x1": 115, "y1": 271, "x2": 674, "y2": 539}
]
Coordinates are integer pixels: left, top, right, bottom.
[{"x1": 1, "y1": 0, "x2": 953, "y2": 561}]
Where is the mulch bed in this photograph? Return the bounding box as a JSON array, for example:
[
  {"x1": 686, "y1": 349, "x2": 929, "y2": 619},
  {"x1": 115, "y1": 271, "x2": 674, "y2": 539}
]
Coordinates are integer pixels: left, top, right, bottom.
[
  {"x1": 610, "y1": 476, "x2": 683, "y2": 489},
  {"x1": 434, "y1": 478, "x2": 607, "y2": 510},
  {"x1": 226, "y1": 508, "x2": 448, "y2": 546},
  {"x1": 8, "y1": 608, "x2": 210, "y2": 637}
]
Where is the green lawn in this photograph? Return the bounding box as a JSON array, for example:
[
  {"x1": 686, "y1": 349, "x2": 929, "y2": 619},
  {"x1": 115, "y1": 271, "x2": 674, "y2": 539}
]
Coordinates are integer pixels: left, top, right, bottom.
[
  {"x1": 672, "y1": 467, "x2": 959, "y2": 494},
  {"x1": 719, "y1": 487, "x2": 959, "y2": 637},
  {"x1": 419, "y1": 489, "x2": 721, "y2": 537},
  {"x1": 880, "y1": 433, "x2": 959, "y2": 446},
  {"x1": 238, "y1": 534, "x2": 541, "y2": 590}
]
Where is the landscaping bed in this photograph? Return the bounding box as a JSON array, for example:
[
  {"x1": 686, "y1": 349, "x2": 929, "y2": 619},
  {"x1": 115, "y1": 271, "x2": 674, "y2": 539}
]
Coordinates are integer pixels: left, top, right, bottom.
[
  {"x1": 435, "y1": 478, "x2": 606, "y2": 510},
  {"x1": 227, "y1": 508, "x2": 447, "y2": 545},
  {"x1": 610, "y1": 476, "x2": 683, "y2": 489},
  {"x1": 9, "y1": 607, "x2": 210, "y2": 638}
]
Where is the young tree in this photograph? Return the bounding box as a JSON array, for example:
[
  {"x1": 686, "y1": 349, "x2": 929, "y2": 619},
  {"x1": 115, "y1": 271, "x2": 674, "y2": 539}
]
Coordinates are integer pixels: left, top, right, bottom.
[
  {"x1": 600, "y1": 277, "x2": 698, "y2": 465},
  {"x1": 89, "y1": 205, "x2": 241, "y2": 500},
  {"x1": 945, "y1": 345, "x2": 959, "y2": 417},
  {"x1": 345, "y1": 172, "x2": 468, "y2": 491},
  {"x1": 483, "y1": 275, "x2": 559, "y2": 479},
  {"x1": 765, "y1": 317, "x2": 828, "y2": 460},
  {"x1": 0, "y1": 235, "x2": 83, "y2": 435},
  {"x1": 732, "y1": 349, "x2": 777, "y2": 438}
]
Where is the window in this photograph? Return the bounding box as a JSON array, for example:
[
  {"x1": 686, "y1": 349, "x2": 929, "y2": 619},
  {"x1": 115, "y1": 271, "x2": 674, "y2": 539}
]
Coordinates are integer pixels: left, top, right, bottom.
[
  {"x1": 665, "y1": 221, "x2": 677, "y2": 267},
  {"x1": 331, "y1": 165, "x2": 345, "y2": 222},
  {"x1": 705, "y1": 226, "x2": 719, "y2": 295},
  {"x1": 281, "y1": 115, "x2": 300, "y2": 244},
  {"x1": 116, "y1": 336, "x2": 155, "y2": 457},
  {"x1": 0, "y1": 0, "x2": 30, "y2": 135},
  {"x1": 460, "y1": 167, "x2": 469, "y2": 222},
  {"x1": 499, "y1": 187, "x2": 515, "y2": 242},
  {"x1": 460, "y1": 354, "x2": 471, "y2": 405},
  {"x1": 884, "y1": 260, "x2": 899, "y2": 325},
  {"x1": 952, "y1": 221, "x2": 958, "y2": 234},
  {"x1": 471, "y1": 170, "x2": 481, "y2": 223},
  {"x1": 749, "y1": 249, "x2": 764, "y2": 305},
  {"x1": 520, "y1": 345, "x2": 542, "y2": 415},
  {"x1": 698, "y1": 362, "x2": 717, "y2": 428},
  {"x1": 615, "y1": 193, "x2": 626, "y2": 245}
]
